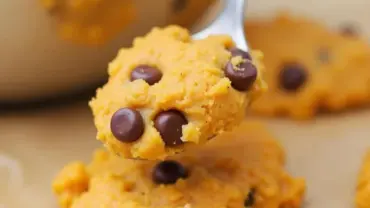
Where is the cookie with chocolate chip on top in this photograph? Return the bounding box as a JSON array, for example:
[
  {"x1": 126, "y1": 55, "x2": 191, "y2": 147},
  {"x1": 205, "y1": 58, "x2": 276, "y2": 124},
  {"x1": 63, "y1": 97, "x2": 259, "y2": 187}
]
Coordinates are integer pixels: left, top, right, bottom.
[
  {"x1": 89, "y1": 25, "x2": 266, "y2": 160},
  {"x1": 52, "y1": 122, "x2": 305, "y2": 208},
  {"x1": 245, "y1": 13, "x2": 370, "y2": 119}
]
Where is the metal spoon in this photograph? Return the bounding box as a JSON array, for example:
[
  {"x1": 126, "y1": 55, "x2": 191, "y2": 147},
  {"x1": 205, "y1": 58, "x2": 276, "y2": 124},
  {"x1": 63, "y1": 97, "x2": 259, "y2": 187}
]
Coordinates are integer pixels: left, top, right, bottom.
[{"x1": 192, "y1": 0, "x2": 248, "y2": 51}]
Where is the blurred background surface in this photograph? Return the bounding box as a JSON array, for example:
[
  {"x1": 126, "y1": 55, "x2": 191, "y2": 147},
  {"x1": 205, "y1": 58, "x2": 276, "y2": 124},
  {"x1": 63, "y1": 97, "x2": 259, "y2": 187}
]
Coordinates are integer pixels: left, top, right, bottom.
[{"x1": 0, "y1": 0, "x2": 216, "y2": 102}]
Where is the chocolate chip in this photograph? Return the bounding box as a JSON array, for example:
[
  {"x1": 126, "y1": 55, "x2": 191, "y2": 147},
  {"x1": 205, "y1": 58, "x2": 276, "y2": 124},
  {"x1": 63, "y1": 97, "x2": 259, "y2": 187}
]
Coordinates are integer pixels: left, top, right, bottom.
[
  {"x1": 154, "y1": 110, "x2": 187, "y2": 146},
  {"x1": 152, "y1": 160, "x2": 188, "y2": 184},
  {"x1": 130, "y1": 65, "x2": 162, "y2": 85},
  {"x1": 110, "y1": 108, "x2": 144, "y2": 143},
  {"x1": 225, "y1": 60, "x2": 257, "y2": 91},
  {"x1": 172, "y1": 0, "x2": 188, "y2": 12},
  {"x1": 229, "y1": 47, "x2": 252, "y2": 60},
  {"x1": 340, "y1": 24, "x2": 358, "y2": 37},
  {"x1": 279, "y1": 63, "x2": 307, "y2": 92},
  {"x1": 244, "y1": 188, "x2": 256, "y2": 207},
  {"x1": 46, "y1": 2, "x2": 61, "y2": 14}
]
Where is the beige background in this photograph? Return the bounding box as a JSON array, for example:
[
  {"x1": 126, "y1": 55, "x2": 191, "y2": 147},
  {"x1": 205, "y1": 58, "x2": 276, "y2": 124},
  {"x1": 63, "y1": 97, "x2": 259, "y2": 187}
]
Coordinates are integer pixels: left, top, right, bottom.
[{"x1": 1, "y1": 0, "x2": 370, "y2": 207}]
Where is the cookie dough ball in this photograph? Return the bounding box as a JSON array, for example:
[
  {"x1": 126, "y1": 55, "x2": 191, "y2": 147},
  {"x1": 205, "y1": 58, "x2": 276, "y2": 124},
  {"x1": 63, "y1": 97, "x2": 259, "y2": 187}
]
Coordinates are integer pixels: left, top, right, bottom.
[
  {"x1": 52, "y1": 122, "x2": 305, "y2": 208},
  {"x1": 89, "y1": 26, "x2": 266, "y2": 159},
  {"x1": 245, "y1": 13, "x2": 370, "y2": 119}
]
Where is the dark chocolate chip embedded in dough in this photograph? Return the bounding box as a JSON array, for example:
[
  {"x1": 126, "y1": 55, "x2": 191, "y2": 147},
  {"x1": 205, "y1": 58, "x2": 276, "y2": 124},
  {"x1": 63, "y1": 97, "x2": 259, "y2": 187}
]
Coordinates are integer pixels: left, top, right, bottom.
[
  {"x1": 244, "y1": 188, "x2": 256, "y2": 207},
  {"x1": 279, "y1": 63, "x2": 307, "y2": 92},
  {"x1": 130, "y1": 65, "x2": 162, "y2": 85},
  {"x1": 225, "y1": 60, "x2": 258, "y2": 91},
  {"x1": 110, "y1": 108, "x2": 144, "y2": 143},
  {"x1": 340, "y1": 24, "x2": 358, "y2": 37},
  {"x1": 229, "y1": 47, "x2": 252, "y2": 60},
  {"x1": 152, "y1": 160, "x2": 189, "y2": 184},
  {"x1": 154, "y1": 110, "x2": 188, "y2": 146}
]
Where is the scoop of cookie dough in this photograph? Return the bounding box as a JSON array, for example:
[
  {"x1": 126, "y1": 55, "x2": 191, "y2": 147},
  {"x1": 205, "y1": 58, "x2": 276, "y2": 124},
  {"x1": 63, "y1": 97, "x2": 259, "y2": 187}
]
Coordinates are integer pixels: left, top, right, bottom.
[
  {"x1": 52, "y1": 122, "x2": 305, "y2": 208},
  {"x1": 89, "y1": 25, "x2": 266, "y2": 159},
  {"x1": 245, "y1": 13, "x2": 370, "y2": 119}
]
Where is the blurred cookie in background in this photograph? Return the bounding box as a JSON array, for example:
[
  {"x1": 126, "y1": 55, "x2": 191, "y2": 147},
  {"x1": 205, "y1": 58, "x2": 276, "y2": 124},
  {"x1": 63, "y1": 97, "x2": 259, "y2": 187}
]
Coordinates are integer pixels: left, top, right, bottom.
[
  {"x1": 40, "y1": 0, "x2": 137, "y2": 45},
  {"x1": 245, "y1": 13, "x2": 370, "y2": 119}
]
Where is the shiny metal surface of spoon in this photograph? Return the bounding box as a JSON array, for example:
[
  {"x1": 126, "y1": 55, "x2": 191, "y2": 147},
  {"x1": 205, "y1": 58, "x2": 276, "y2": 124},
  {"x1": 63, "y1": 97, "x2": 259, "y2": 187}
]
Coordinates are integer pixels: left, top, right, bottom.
[{"x1": 192, "y1": 0, "x2": 248, "y2": 51}]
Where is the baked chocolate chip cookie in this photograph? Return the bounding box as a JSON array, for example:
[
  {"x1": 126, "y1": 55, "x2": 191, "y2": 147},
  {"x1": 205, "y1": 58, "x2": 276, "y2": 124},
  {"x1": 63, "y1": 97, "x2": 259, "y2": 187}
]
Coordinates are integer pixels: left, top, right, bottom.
[{"x1": 246, "y1": 13, "x2": 370, "y2": 119}]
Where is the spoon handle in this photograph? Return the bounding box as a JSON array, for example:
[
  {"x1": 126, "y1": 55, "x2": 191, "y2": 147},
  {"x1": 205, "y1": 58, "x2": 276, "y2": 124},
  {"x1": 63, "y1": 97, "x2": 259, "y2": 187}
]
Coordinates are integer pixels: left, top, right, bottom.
[{"x1": 192, "y1": 0, "x2": 248, "y2": 51}]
